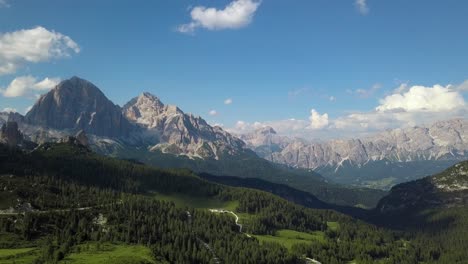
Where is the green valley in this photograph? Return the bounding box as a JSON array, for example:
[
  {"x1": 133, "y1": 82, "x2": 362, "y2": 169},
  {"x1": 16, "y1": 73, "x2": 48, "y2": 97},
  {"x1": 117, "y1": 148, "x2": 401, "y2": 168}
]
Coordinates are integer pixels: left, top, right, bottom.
[{"x1": 0, "y1": 141, "x2": 467, "y2": 263}]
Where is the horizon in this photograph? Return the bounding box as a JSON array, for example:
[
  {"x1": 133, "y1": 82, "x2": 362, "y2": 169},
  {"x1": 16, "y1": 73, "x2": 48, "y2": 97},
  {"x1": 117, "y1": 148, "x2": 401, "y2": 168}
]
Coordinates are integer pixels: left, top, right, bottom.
[
  {"x1": 1, "y1": 0, "x2": 468, "y2": 140},
  {"x1": 7, "y1": 75, "x2": 466, "y2": 143}
]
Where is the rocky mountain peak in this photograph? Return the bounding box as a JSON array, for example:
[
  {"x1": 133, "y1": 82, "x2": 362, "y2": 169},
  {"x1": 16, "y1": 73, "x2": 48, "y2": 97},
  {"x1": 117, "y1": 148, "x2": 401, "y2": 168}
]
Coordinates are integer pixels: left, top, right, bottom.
[
  {"x1": 25, "y1": 77, "x2": 133, "y2": 138},
  {"x1": 122, "y1": 93, "x2": 247, "y2": 159},
  {"x1": 252, "y1": 119, "x2": 468, "y2": 168},
  {"x1": 123, "y1": 93, "x2": 185, "y2": 129},
  {"x1": 257, "y1": 126, "x2": 277, "y2": 135},
  {"x1": 0, "y1": 111, "x2": 24, "y2": 125},
  {"x1": 0, "y1": 121, "x2": 23, "y2": 147}
]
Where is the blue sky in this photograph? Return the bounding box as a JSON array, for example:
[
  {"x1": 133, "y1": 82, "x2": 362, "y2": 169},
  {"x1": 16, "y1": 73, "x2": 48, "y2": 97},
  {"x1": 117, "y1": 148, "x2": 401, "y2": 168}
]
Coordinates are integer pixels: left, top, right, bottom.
[{"x1": 1, "y1": 0, "x2": 468, "y2": 139}]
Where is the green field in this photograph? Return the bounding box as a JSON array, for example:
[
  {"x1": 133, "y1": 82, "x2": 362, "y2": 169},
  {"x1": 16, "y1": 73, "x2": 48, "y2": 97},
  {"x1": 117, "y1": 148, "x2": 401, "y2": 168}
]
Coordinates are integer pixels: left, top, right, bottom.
[
  {"x1": 152, "y1": 192, "x2": 238, "y2": 211},
  {"x1": 60, "y1": 242, "x2": 157, "y2": 264},
  {"x1": 327, "y1": 221, "x2": 340, "y2": 231},
  {"x1": 0, "y1": 247, "x2": 38, "y2": 264},
  {"x1": 253, "y1": 229, "x2": 325, "y2": 250}
]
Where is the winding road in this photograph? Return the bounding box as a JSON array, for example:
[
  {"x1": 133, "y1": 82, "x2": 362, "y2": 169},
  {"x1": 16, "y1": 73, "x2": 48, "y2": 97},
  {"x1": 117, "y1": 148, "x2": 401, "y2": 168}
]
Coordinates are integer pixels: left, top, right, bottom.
[{"x1": 209, "y1": 209, "x2": 252, "y2": 238}]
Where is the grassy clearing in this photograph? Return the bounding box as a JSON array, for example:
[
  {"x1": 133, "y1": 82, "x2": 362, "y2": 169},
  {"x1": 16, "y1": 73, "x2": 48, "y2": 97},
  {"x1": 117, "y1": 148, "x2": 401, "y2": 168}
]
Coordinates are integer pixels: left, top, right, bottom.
[
  {"x1": 152, "y1": 192, "x2": 238, "y2": 210},
  {"x1": 253, "y1": 229, "x2": 325, "y2": 250},
  {"x1": 0, "y1": 248, "x2": 38, "y2": 264},
  {"x1": 0, "y1": 232, "x2": 37, "y2": 248},
  {"x1": 60, "y1": 242, "x2": 156, "y2": 264},
  {"x1": 327, "y1": 221, "x2": 340, "y2": 231}
]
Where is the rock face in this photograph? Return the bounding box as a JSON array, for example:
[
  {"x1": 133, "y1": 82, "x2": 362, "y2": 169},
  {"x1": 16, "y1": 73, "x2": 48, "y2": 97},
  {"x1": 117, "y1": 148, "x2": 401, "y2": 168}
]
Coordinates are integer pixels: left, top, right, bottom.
[
  {"x1": 0, "y1": 111, "x2": 24, "y2": 126},
  {"x1": 75, "y1": 130, "x2": 89, "y2": 146},
  {"x1": 123, "y1": 92, "x2": 247, "y2": 159},
  {"x1": 240, "y1": 126, "x2": 292, "y2": 158},
  {"x1": 243, "y1": 119, "x2": 468, "y2": 169},
  {"x1": 25, "y1": 77, "x2": 133, "y2": 138},
  {"x1": 239, "y1": 120, "x2": 468, "y2": 188},
  {"x1": 0, "y1": 122, "x2": 23, "y2": 147},
  {"x1": 265, "y1": 119, "x2": 468, "y2": 170},
  {"x1": 377, "y1": 161, "x2": 468, "y2": 214}
]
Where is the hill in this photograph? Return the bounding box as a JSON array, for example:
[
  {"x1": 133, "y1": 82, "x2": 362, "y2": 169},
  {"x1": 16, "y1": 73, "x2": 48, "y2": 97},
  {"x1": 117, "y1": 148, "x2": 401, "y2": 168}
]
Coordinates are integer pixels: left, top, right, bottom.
[
  {"x1": 0, "y1": 141, "x2": 452, "y2": 263},
  {"x1": 372, "y1": 161, "x2": 468, "y2": 263}
]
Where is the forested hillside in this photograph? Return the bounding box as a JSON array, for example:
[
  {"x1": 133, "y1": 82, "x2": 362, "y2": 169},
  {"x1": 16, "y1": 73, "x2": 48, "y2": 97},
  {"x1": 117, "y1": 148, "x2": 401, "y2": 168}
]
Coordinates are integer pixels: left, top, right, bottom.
[{"x1": 0, "y1": 142, "x2": 466, "y2": 263}]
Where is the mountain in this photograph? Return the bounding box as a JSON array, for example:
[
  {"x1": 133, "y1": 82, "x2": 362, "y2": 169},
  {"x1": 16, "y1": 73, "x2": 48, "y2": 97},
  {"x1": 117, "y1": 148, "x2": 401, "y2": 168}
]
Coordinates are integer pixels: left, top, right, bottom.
[
  {"x1": 240, "y1": 126, "x2": 292, "y2": 157},
  {"x1": 0, "y1": 121, "x2": 23, "y2": 147},
  {"x1": 25, "y1": 76, "x2": 133, "y2": 138},
  {"x1": 243, "y1": 120, "x2": 468, "y2": 189},
  {"x1": 0, "y1": 111, "x2": 24, "y2": 125},
  {"x1": 18, "y1": 76, "x2": 386, "y2": 207},
  {"x1": 123, "y1": 92, "x2": 247, "y2": 159},
  {"x1": 377, "y1": 160, "x2": 468, "y2": 214}
]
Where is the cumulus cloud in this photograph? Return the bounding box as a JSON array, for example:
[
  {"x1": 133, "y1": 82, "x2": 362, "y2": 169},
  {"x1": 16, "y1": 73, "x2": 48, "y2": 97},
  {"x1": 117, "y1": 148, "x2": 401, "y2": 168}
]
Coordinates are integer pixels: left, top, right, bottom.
[
  {"x1": 178, "y1": 0, "x2": 261, "y2": 33},
  {"x1": 228, "y1": 81, "x2": 468, "y2": 140},
  {"x1": 209, "y1": 110, "x2": 218, "y2": 116},
  {"x1": 456, "y1": 80, "x2": 468, "y2": 91},
  {"x1": 376, "y1": 84, "x2": 465, "y2": 112},
  {"x1": 309, "y1": 109, "x2": 329, "y2": 130},
  {"x1": 2, "y1": 107, "x2": 16, "y2": 113},
  {"x1": 229, "y1": 119, "x2": 309, "y2": 134},
  {"x1": 333, "y1": 83, "x2": 468, "y2": 137},
  {"x1": 0, "y1": 26, "x2": 80, "y2": 75},
  {"x1": 224, "y1": 98, "x2": 233, "y2": 105},
  {"x1": 355, "y1": 0, "x2": 369, "y2": 15},
  {"x1": 0, "y1": 76, "x2": 60, "y2": 98}
]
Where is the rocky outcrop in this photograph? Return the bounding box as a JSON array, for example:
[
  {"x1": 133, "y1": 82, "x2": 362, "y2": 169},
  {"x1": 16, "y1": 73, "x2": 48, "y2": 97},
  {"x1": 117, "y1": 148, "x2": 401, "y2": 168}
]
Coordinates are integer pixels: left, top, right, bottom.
[
  {"x1": 0, "y1": 111, "x2": 24, "y2": 126},
  {"x1": 75, "y1": 130, "x2": 89, "y2": 146},
  {"x1": 25, "y1": 77, "x2": 133, "y2": 138},
  {"x1": 123, "y1": 93, "x2": 247, "y2": 159},
  {"x1": 0, "y1": 121, "x2": 23, "y2": 147}
]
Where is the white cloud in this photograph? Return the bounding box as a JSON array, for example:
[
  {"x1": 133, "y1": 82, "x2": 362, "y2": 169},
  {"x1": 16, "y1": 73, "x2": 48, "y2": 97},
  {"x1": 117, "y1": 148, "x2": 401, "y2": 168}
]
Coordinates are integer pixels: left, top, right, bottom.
[
  {"x1": 228, "y1": 81, "x2": 468, "y2": 140},
  {"x1": 456, "y1": 80, "x2": 468, "y2": 91},
  {"x1": 376, "y1": 84, "x2": 465, "y2": 112},
  {"x1": 329, "y1": 96, "x2": 336, "y2": 102},
  {"x1": 1, "y1": 76, "x2": 60, "y2": 98},
  {"x1": 209, "y1": 109, "x2": 218, "y2": 116},
  {"x1": 178, "y1": 0, "x2": 261, "y2": 33},
  {"x1": 0, "y1": 26, "x2": 80, "y2": 75},
  {"x1": 355, "y1": 0, "x2": 369, "y2": 15},
  {"x1": 309, "y1": 109, "x2": 329, "y2": 130},
  {"x1": 229, "y1": 119, "x2": 309, "y2": 134},
  {"x1": 333, "y1": 83, "x2": 468, "y2": 137},
  {"x1": 2, "y1": 107, "x2": 16, "y2": 113},
  {"x1": 224, "y1": 98, "x2": 233, "y2": 105}
]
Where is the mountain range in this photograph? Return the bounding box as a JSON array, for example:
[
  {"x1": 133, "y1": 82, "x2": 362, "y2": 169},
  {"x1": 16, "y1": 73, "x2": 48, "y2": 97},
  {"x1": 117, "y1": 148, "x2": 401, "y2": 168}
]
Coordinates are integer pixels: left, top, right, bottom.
[
  {"x1": 0, "y1": 76, "x2": 387, "y2": 207},
  {"x1": 241, "y1": 120, "x2": 468, "y2": 189},
  {"x1": 3, "y1": 76, "x2": 468, "y2": 204}
]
